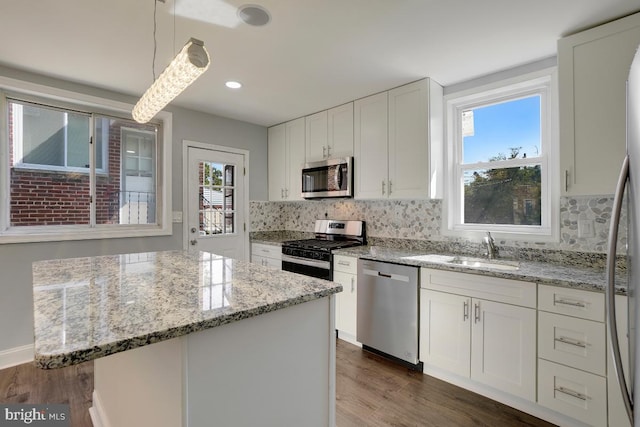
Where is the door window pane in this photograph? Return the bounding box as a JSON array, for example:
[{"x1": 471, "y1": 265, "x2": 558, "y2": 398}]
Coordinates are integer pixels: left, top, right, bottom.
[{"x1": 199, "y1": 162, "x2": 235, "y2": 235}]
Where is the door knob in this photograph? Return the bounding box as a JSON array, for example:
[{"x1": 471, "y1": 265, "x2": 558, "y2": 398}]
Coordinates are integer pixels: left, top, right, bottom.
[
  {"x1": 191, "y1": 227, "x2": 197, "y2": 233},
  {"x1": 190, "y1": 239, "x2": 197, "y2": 246}
]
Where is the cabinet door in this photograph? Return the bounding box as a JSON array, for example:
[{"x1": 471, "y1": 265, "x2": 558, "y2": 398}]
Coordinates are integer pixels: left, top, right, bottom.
[
  {"x1": 354, "y1": 92, "x2": 389, "y2": 199},
  {"x1": 388, "y1": 80, "x2": 429, "y2": 199},
  {"x1": 420, "y1": 289, "x2": 471, "y2": 377},
  {"x1": 333, "y1": 271, "x2": 357, "y2": 340},
  {"x1": 327, "y1": 102, "x2": 354, "y2": 158},
  {"x1": 559, "y1": 13, "x2": 640, "y2": 195},
  {"x1": 285, "y1": 118, "x2": 305, "y2": 201},
  {"x1": 471, "y1": 299, "x2": 536, "y2": 401},
  {"x1": 305, "y1": 110, "x2": 328, "y2": 162},
  {"x1": 268, "y1": 124, "x2": 286, "y2": 201}
]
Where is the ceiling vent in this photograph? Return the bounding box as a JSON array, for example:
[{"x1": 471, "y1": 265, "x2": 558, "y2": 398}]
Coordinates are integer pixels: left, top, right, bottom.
[{"x1": 237, "y1": 5, "x2": 271, "y2": 26}]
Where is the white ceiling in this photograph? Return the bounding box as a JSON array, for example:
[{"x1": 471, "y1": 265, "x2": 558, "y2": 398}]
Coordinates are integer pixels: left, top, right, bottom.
[{"x1": 1, "y1": 0, "x2": 639, "y2": 127}]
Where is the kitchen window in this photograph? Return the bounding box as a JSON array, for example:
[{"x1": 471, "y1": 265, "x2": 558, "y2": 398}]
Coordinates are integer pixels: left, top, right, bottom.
[
  {"x1": 444, "y1": 69, "x2": 558, "y2": 241},
  {"x1": 0, "y1": 85, "x2": 172, "y2": 243}
]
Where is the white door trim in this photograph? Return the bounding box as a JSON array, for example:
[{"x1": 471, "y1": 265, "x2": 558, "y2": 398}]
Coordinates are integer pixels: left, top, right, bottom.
[{"x1": 181, "y1": 140, "x2": 250, "y2": 261}]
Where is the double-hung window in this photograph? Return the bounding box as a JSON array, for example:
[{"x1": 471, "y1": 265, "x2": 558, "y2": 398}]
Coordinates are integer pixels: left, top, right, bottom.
[
  {"x1": 1, "y1": 86, "x2": 172, "y2": 243},
  {"x1": 444, "y1": 69, "x2": 558, "y2": 240}
]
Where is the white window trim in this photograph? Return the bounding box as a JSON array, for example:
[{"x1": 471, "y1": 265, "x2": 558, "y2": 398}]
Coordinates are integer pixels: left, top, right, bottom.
[
  {"x1": 0, "y1": 76, "x2": 172, "y2": 244},
  {"x1": 442, "y1": 67, "x2": 559, "y2": 243}
]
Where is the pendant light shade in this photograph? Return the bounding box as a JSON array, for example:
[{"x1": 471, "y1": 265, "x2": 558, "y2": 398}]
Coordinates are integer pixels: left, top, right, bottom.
[{"x1": 132, "y1": 38, "x2": 210, "y2": 123}]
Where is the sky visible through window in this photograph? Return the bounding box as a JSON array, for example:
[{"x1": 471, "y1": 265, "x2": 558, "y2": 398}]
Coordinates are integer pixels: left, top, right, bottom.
[{"x1": 463, "y1": 95, "x2": 541, "y2": 164}]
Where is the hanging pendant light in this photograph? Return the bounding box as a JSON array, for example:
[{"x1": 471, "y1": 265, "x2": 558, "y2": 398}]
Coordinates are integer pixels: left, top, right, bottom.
[{"x1": 132, "y1": 38, "x2": 211, "y2": 123}]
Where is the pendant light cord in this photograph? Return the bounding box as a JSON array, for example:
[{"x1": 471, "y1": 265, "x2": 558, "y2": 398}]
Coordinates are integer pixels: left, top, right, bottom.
[{"x1": 152, "y1": 0, "x2": 158, "y2": 81}]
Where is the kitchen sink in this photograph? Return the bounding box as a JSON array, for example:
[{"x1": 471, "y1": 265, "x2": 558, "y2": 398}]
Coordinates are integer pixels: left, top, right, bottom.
[{"x1": 402, "y1": 254, "x2": 520, "y2": 271}]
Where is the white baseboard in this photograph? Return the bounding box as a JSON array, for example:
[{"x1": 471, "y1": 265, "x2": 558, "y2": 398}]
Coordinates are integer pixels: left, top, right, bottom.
[
  {"x1": 0, "y1": 344, "x2": 33, "y2": 370},
  {"x1": 89, "y1": 390, "x2": 108, "y2": 427}
]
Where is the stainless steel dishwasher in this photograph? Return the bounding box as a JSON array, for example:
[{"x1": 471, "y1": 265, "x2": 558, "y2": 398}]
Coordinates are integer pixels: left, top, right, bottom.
[{"x1": 357, "y1": 259, "x2": 421, "y2": 370}]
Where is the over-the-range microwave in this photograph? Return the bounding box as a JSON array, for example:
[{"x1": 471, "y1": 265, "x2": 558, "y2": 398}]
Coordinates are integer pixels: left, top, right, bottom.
[{"x1": 301, "y1": 157, "x2": 353, "y2": 199}]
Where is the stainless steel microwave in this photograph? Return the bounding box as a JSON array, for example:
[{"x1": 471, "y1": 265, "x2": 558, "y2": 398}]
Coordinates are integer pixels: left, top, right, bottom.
[{"x1": 301, "y1": 157, "x2": 353, "y2": 199}]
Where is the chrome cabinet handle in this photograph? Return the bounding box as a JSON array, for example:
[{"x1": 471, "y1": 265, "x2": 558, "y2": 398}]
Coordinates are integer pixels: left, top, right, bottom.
[
  {"x1": 281, "y1": 188, "x2": 284, "y2": 198},
  {"x1": 388, "y1": 180, "x2": 392, "y2": 195},
  {"x1": 554, "y1": 386, "x2": 588, "y2": 401},
  {"x1": 474, "y1": 302, "x2": 480, "y2": 323},
  {"x1": 565, "y1": 169, "x2": 569, "y2": 192},
  {"x1": 554, "y1": 336, "x2": 587, "y2": 348},
  {"x1": 381, "y1": 180, "x2": 385, "y2": 195},
  {"x1": 553, "y1": 299, "x2": 586, "y2": 308},
  {"x1": 337, "y1": 260, "x2": 351, "y2": 266},
  {"x1": 463, "y1": 300, "x2": 469, "y2": 321},
  {"x1": 323, "y1": 146, "x2": 327, "y2": 158},
  {"x1": 606, "y1": 154, "x2": 632, "y2": 422},
  {"x1": 327, "y1": 145, "x2": 331, "y2": 157},
  {"x1": 350, "y1": 277, "x2": 355, "y2": 293}
]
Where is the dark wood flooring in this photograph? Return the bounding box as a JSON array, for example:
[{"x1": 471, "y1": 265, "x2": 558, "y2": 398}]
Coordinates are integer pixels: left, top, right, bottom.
[
  {"x1": 336, "y1": 339, "x2": 555, "y2": 427},
  {"x1": 0, "y1": 359, "x2": 93, "y2": 427},
  {"x1": 0, "y1": 340, "x2": 556, "y2": 427}
]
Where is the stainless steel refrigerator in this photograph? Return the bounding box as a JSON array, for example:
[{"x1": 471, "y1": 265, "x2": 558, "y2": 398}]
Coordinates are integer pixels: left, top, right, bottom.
[{"x1": 607, "y1": 46, "x2": 640, "y2": 427}]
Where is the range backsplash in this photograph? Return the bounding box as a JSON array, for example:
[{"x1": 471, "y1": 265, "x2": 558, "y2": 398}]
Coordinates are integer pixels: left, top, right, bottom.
[{"x1": 250, "y1": 195, "x2": 624, "y2": 254}]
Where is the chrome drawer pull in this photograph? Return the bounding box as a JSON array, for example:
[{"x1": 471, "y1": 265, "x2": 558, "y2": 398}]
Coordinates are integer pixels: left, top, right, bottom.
[
  {"x1": 337, "y1": 261, "x2": 351, "y2": 266},
  {"x1": 463, "y1": 300, "x2": 469, "y2": 321},
  {"x1": 555, "y1": 386, "x2": 589, "y2": 401},
  {"x1": 554, "y1": 298, "x2": 587, "y2": 308},
  {"x1": 554, "y1": 336, "x2": 587, "y2": 348},
  {"x1": 474, "y1": 303, "x2": 480, "y2": 323}
]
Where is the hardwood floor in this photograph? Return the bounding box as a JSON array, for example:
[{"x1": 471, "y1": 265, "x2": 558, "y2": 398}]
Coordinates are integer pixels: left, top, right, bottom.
[
  {"x1": 0, "y1": 359, "x2": 93, "y2": 427},
  {"x1": 0, "y1": 340, "x2": 555, "y2": 427},
  {"x1": 336, "y1": 339, "x2": 555, "y2": 427}
]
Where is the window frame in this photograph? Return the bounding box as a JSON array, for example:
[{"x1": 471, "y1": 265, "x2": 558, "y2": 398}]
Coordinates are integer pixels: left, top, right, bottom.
[
  {"x1": 443, "y1": 68, "x2": 559, "y2": 242},
  {"x1": 0, "y1": 77, "x2": 172, "y2": 243}
]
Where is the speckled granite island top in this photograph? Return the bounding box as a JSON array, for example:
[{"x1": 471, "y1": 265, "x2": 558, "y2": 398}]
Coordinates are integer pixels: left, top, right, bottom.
[{"x1": 33, "y1": 250, "x2": 342, "y2": 369}]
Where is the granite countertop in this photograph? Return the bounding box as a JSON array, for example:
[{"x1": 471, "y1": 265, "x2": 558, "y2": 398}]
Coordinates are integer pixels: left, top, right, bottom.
[
  {"x1": 33, "y1": 250, "x2": 342, "y2": 369},
  {"x1": 249, "y1": 235, "x2": 624, "y2": 294},
  {"x1": 334, "y1": 245, "x2": 625, "y2": 295}
]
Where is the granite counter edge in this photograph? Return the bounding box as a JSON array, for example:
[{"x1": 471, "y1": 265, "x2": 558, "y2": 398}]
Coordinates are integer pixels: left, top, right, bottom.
[{"x1": 34, "y1": 286, "x2": 341, "y2": 370}]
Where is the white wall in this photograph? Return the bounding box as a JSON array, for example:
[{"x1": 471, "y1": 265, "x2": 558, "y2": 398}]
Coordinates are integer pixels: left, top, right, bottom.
[{"x1": 0, "y1": 64, "x2": 268, "y2": 357}]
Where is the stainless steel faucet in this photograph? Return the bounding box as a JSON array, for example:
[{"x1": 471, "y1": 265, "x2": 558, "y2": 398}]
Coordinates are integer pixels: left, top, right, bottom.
[{"x1": 484, "y1": 232, "x2": 498, "y2": 259}]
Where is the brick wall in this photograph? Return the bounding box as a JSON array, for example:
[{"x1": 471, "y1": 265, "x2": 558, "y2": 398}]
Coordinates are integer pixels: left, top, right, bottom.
[{"x1": 9, "y1": 112, "x2": 153, "y2": 226}]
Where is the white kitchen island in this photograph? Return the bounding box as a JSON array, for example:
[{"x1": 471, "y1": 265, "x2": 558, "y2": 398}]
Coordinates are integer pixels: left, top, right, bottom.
[{"x1": 32, "y1": 250, "x2": 341, "y2": 427}]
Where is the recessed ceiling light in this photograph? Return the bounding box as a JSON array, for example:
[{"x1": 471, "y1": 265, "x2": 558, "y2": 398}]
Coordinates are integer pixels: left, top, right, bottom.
[
  {"x1": 225, "y1": 81, "x2": 243, "y2": 89},
  {"x1": 237, "y1": 4, "x2": 271, "y2": 26}
]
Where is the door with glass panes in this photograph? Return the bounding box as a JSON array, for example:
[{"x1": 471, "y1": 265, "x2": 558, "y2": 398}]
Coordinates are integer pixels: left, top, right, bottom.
[{"x1": 186, "y1": 146, "x2": 246, "y2": 260}]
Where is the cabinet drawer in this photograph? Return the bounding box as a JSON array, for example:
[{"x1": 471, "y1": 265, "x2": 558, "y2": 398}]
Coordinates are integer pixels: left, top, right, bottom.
[
  {"x1": 538, "y1": 359, "x2": 607, "y2": 427},
  {"x1": 538, "y1": 311, "x2": 605, "y2": 375},
  {"x1": 333, "y1": 255, "x2": 357, "y2": 274},
  {"x1": 251, "y1": 243, "x2": 282, "y2": 260},
  {"x1": 538, "y1": 284, "x2": 604, "y2": 321},
  {"x1": 421, "y1": 268, "x2": 536, "y2": 308}
]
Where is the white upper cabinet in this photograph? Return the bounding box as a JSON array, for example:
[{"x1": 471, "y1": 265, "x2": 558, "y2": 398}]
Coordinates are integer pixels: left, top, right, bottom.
[
  {"x1": 268, "y1": 118, "x2": 305, "y2": 201},
  {"x1": 305, "y1": 110, "x2": 328, "y2": 162},
  {"x1": 327, "y1": 102, "x2": 354, "y2": 159},
  {"x1": 354, "y1": 91, "x2": 389, "y2": 199},
  {"x1": 559, "y1": 12, "x2": 640, "y2": 195},
  {"x1": 305, "y1": 103, "x2": 354, "y2": 162},
  {"x1": 354, "y1": 78, "x2": 443, "y2": 200}
]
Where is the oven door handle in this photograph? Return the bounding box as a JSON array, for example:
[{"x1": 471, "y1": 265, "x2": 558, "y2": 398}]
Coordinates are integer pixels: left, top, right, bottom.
[{"x1": 282, "y1": 254, "x2": 330, "y2": 270}]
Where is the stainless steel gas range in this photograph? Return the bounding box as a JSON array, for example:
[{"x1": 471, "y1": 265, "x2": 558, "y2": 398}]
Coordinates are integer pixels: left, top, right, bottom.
[{"x1": 281, "y1": 220, "x2": 366, "y2": 280}]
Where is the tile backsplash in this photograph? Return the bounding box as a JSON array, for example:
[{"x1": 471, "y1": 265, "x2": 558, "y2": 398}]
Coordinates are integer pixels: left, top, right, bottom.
[{"x1": 250, "y1": 195, "x2": 624, "y2": 254}]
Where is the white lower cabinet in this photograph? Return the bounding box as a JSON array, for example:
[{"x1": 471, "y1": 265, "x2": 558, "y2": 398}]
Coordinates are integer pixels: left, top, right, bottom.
[
  {"x1": 420, "y1": 268, "x2": 536, "y2": 401},
  {"x1": 250, "y1": 243, "x2": 282, "y2": 269},
  {"x1": 537, "y1": 284, "x2": 608, "y2": 427},
  {"x1": 538, "y1": 359, "x2": 607, "y2": 426},
  {"x1": 333, "y1": 255, "x2": 359, "y2": 345}
]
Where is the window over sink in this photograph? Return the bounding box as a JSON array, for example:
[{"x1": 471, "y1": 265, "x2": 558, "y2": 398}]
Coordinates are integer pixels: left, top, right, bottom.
[{"x1": 443, "y1": 68, "x2": 559, "y2": 242}]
